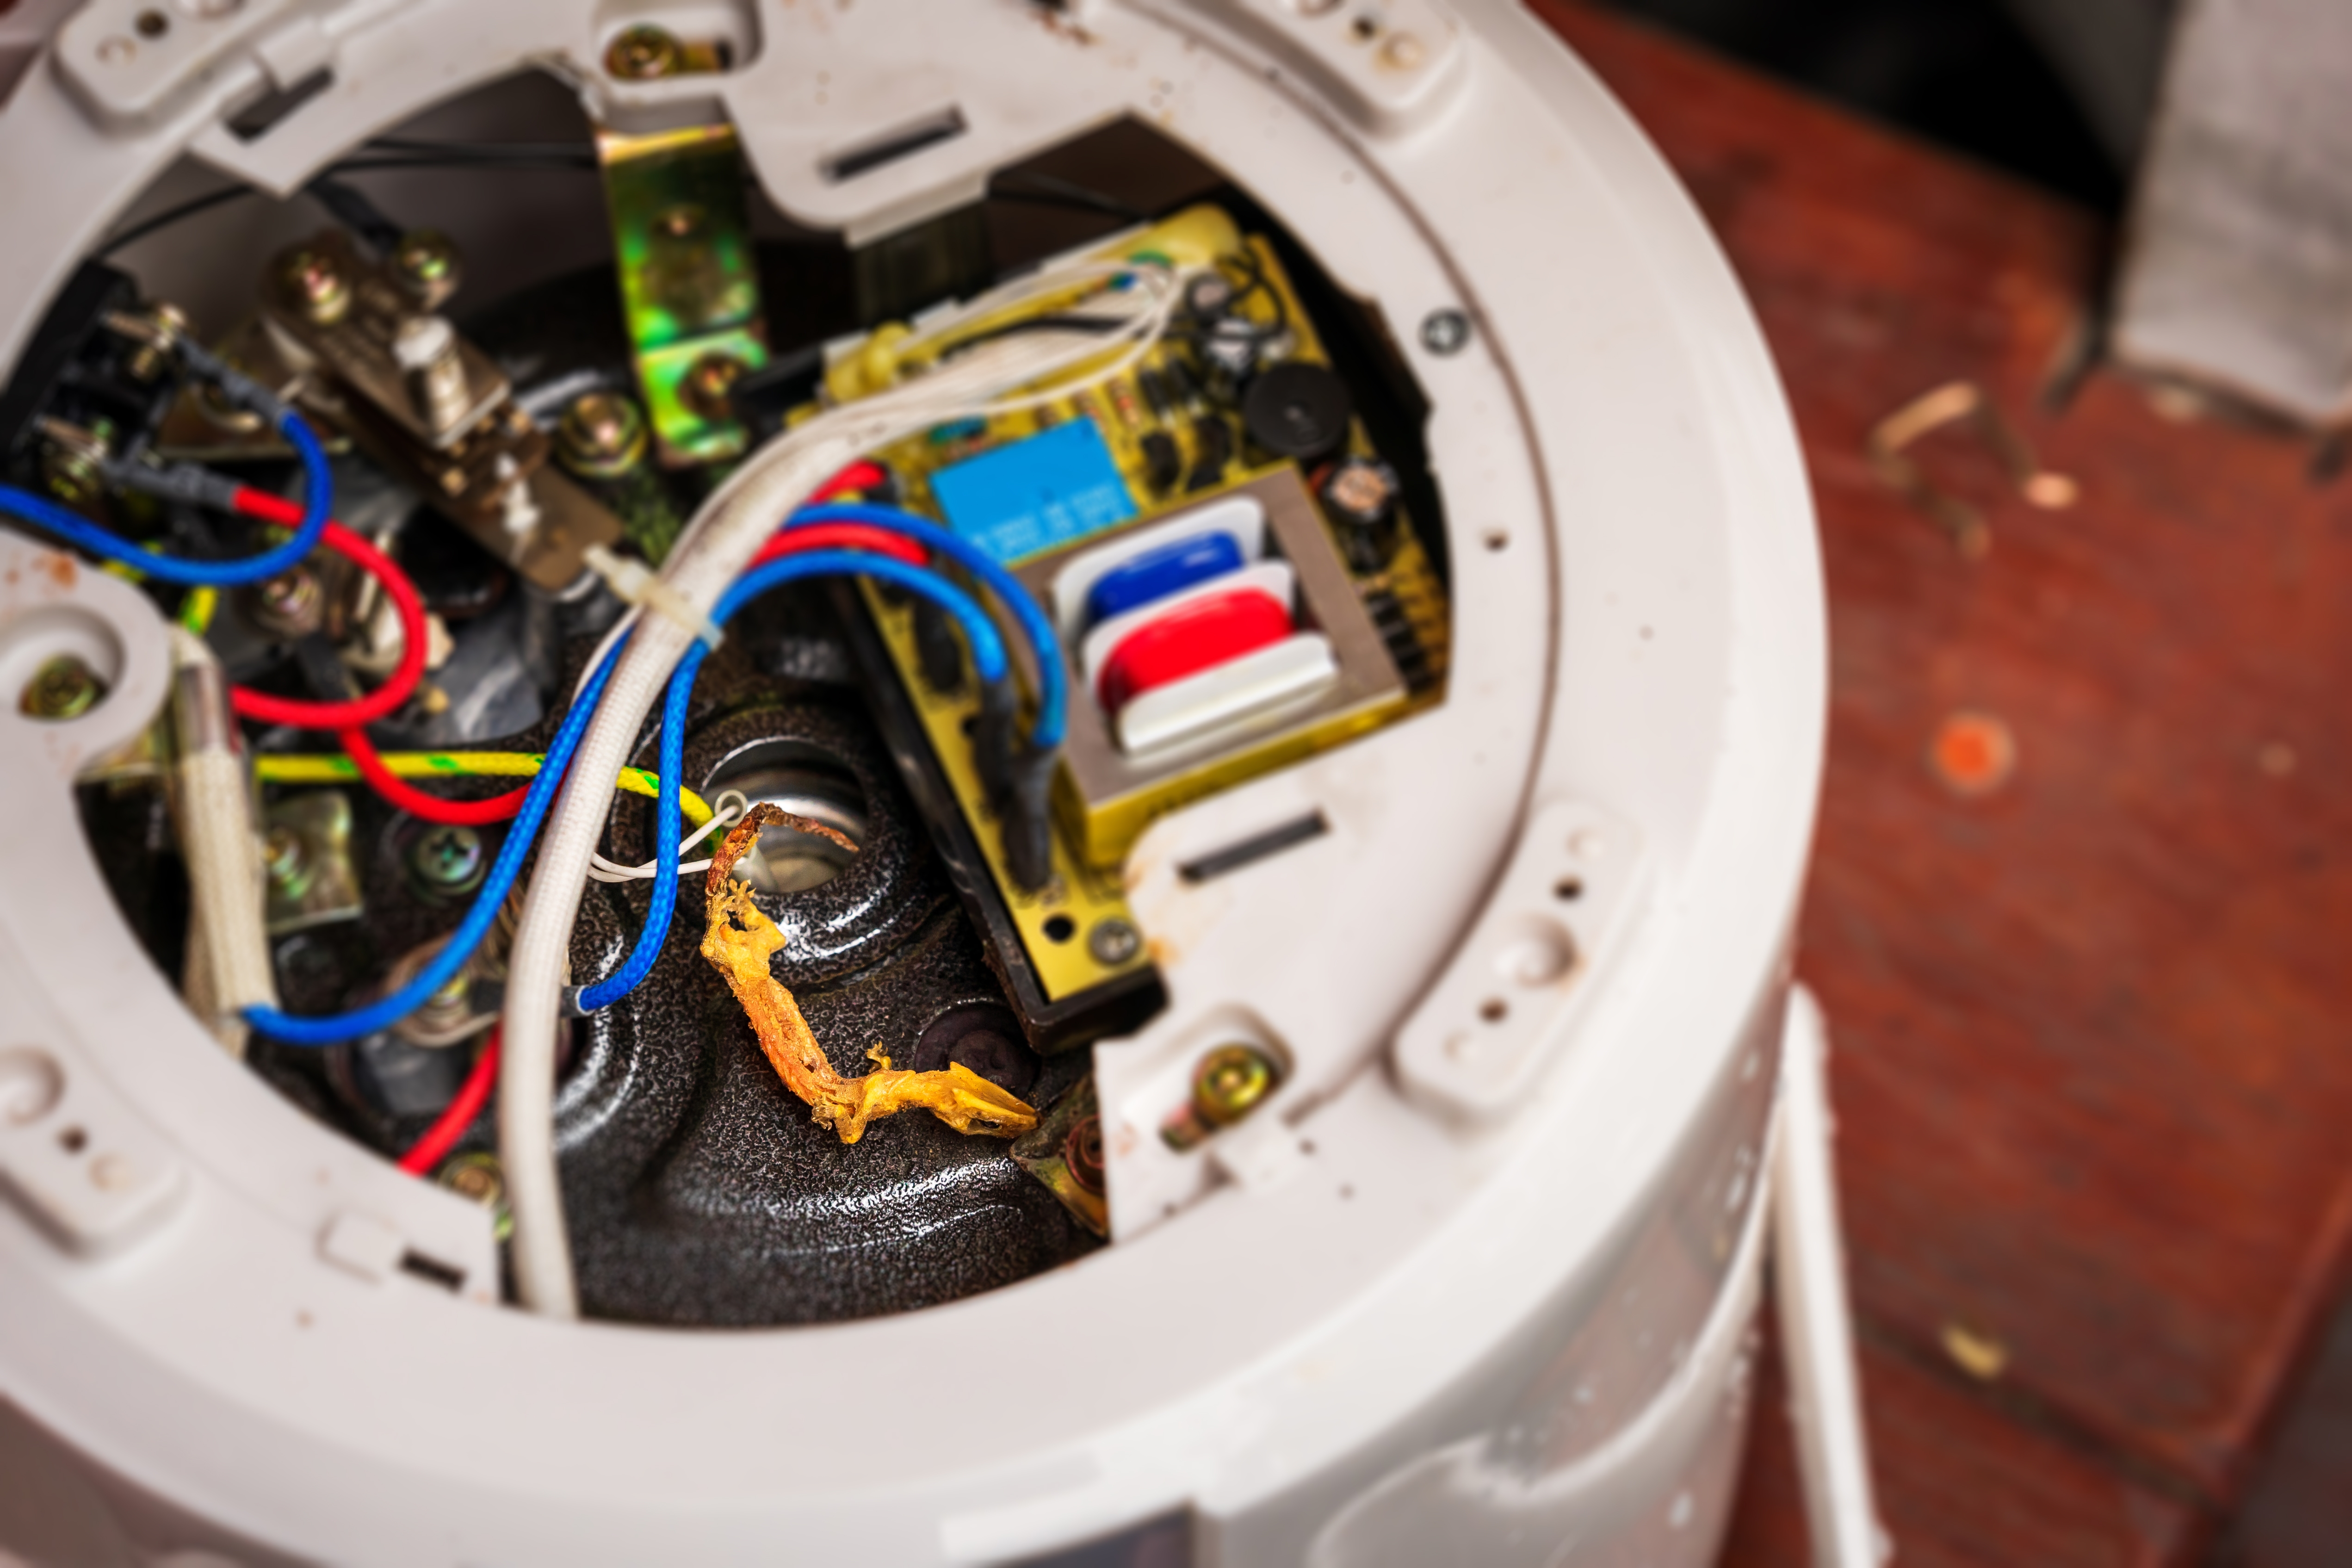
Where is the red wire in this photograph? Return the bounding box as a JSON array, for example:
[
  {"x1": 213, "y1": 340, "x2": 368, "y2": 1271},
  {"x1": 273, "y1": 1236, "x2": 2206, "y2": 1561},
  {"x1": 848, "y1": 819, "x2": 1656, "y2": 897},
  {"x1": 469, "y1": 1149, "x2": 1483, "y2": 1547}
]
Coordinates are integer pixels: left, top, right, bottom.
[
  {"x1": 750, "y1": 521, "x2": 928, "y2": 569},
  {"x1": 397, "y1": 1025, "x2": 501, "y2": 1176},
  {"x1": 817, "y1": 459, "x2": 890, "y2": 499},
  {"x1": 232, "y1": 481, "x2": 917, "y2": 826},
  {"x1": 338, "y1": 725, "x2": 532, "y2": 825},
  {"x1": 226, "y1": 493, "x2": 429, "y2": 729},
  {"x1": 343, "y1": 526, "x2": 918, "y2": 824}
]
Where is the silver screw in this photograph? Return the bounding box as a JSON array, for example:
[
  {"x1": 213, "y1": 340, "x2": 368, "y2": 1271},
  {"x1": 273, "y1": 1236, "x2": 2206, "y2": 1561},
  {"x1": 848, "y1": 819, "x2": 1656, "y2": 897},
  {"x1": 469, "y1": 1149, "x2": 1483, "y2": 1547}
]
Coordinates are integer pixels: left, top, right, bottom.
[
  {"x1": 1087, "y1": 917, "x2": 1142, "y2": 966},
  {"x1": 1420, "y1": 308, "x2": 1472, "y2": 356}
]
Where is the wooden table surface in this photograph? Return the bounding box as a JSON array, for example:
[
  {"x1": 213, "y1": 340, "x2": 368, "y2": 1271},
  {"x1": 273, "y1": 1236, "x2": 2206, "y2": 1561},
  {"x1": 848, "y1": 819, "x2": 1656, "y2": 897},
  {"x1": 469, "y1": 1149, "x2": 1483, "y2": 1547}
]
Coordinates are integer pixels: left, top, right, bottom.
[{"x1": 1529, "y1": 5, "x2": 2352, "y2": 1562}]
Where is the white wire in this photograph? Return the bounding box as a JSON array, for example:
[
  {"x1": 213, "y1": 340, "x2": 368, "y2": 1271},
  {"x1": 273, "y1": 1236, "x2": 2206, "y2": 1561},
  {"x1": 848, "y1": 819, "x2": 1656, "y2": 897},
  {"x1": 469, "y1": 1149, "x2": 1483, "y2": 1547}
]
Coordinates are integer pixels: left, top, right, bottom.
[
  {"x1": 575, "y1": 605, "x2": 641, "y2": 704},
  {"x1": 895, "y1": 257, "x2": 1159, "y2": 364},
  {"x1": 585, "y1": 788, "x2": 749, "y2": 883},
  {"x1": 500, "y1": 256, "x2": 1182, "y2": 1318}
]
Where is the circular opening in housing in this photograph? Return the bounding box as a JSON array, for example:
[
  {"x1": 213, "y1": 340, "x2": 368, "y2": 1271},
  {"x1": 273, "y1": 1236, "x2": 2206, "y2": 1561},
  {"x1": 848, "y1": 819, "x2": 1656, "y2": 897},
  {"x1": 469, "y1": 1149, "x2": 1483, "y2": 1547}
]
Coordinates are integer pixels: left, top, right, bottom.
[
  {"x1": 910, "y1": 1001, "x2": 1038, "y2": 1099},
  {"x1": 705, "y1": 740, "x2": 868, "y2": 896}
]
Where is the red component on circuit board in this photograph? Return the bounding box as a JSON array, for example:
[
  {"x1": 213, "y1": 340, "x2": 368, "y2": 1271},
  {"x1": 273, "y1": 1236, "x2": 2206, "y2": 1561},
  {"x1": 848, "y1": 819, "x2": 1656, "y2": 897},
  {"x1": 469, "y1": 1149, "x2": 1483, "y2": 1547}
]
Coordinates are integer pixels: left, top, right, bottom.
[{"x1": 1096, "y1": 588, "x2": 1295, "y2": 712}]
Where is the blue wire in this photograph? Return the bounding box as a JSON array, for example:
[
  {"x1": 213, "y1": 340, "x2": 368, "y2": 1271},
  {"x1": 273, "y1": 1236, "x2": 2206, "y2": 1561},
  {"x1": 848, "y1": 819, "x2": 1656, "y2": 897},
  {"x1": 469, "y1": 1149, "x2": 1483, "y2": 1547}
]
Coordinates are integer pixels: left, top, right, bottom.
[
  {"x1": 572, "y1": 549, "x2": 1009, "y2": 1013},
  {"x1": 786, "y1": 502, "x2": 1067, "y2": 750},
  {"x1": 0, "y1": 412, "x2": 334, "y2": 588},
  {"x1": 245, "y1": 633, "x2": 629, "y2": 1047}
]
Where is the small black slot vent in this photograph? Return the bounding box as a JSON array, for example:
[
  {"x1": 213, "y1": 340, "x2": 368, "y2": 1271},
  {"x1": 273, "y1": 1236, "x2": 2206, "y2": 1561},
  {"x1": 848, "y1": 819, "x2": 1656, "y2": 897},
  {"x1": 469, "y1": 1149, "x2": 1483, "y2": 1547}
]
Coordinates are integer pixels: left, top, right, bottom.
[
  {"x1": 396, "y1": 1249, "x2": 466, "y2": 1293},
  {"x1": 1178, "y1": 812, "x2": 1330, "y2": 884},
  {"x1": 228, "y1": 69, "x2": 333, "y2": 143},
  {"x1": 824, "y1": 106, "x2": 968, "y2": 183}
]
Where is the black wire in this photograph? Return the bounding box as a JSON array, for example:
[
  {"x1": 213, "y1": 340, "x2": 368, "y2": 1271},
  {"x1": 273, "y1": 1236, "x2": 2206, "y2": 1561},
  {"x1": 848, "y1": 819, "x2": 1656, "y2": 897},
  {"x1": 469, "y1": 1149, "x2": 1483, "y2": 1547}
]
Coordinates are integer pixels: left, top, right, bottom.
[
  {"x1": 989, "y1": 170, "x2": 1151, "y2": 223},
  {"x1": 306, "y1": 177, "x2": 404, "y2": 255},
  {"x1": 93, "y1": 145, "x2": 602, "y2": 257},
  {"x1": 1228, "y1": 247, "x2": 1288, "y2": 334},
  {"x1": 328, "y1": 155, "x2": 600, "y2": 173},
  {"x1": 97, "y1": 185, "x2": 256, "y2": 257},
  {"x1": 360, "y1": 137, "x2": 598, "y2": 165}
]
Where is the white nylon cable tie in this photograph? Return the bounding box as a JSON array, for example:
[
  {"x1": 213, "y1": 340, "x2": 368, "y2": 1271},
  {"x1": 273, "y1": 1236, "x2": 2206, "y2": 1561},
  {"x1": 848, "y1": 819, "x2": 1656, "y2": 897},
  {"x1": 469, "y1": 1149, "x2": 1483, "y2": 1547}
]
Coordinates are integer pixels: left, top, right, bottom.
[{"x1": 584, "y1": 544, "x2": 724, "y2": 652}]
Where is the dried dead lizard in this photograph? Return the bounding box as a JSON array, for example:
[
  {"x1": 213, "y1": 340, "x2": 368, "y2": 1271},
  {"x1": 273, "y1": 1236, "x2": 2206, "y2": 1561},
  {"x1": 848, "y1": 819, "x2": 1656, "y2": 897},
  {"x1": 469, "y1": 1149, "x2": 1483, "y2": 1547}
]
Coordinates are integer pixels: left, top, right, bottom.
[{"x1": 700, "y1": 803, "x2": 1037, "y2": 1143}]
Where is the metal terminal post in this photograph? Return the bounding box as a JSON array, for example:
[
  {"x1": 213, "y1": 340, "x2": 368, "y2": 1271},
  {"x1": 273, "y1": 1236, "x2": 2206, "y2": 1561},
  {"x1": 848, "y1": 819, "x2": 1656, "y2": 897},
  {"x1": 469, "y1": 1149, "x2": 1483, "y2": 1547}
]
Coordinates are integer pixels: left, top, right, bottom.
[{"x1": 394, "y1": 315, "x2": 471, "y2": 438}]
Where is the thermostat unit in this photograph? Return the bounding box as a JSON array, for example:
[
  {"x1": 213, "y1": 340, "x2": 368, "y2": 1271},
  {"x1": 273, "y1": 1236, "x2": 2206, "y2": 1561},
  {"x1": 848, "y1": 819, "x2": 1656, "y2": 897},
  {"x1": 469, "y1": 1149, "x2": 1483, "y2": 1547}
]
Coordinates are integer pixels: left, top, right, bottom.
[{"x1": 0, "y1": 1, "x2": 1874, "y2": 1564}]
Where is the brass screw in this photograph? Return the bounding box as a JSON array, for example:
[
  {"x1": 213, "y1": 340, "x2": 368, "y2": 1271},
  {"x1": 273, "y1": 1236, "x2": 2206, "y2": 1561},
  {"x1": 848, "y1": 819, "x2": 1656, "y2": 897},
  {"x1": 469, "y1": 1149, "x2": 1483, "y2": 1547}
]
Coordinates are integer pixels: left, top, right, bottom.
[
  {"x1": 262, "y1": 825, "x2": 313, "y2": 899},
  {"x1": 19, "y1": 655, "x2": 106, "y2": 720},
  {"x1": 1062, "y1": 1114, "x2": 1106, "y2": 1194},
  {"x1": 680, "y1": 351, "x2": 749, "y2": 421},
  {"x1": 655, "y1": 203, "x2": 707, "y2": 242},
  {"x1": 249, "y1": 566, "x2": 324, "y2": 639},
  {"x1": 40, "y1": 441, "x2": 104, "y2": 507},
  {"x1": 390, "y1": 229, "x2": 463, "y2": 309},
  {"x1": 435, "y1": 1151, "x2": 512, "y2": 1240},
  {"x1": 412, "y1": 970, "x2": 473, "y2": 1037},
  {"x1": 556, "y1": 391, "x2": 649, "y2": 480},
  {"x1": 605, "y1": 23, "x2": 684, "y2": 80},
  {"x1": 1192, "y1": 1044, "x2": 1278, "y2": 1128},
  {"x1": 280, "y1": 248, "x2": 350, "y2": 324},
  {"x1": 121, "y1": 303, "x2": 190, "y2": 382}
]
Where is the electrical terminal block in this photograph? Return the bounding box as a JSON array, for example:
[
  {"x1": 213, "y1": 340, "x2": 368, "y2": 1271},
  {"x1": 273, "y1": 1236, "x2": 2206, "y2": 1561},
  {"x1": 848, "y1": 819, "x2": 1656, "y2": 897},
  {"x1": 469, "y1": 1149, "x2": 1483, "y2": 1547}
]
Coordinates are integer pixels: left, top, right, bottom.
[{"x1": 257, "y1": 229, "x2": 621, "y2": 591}]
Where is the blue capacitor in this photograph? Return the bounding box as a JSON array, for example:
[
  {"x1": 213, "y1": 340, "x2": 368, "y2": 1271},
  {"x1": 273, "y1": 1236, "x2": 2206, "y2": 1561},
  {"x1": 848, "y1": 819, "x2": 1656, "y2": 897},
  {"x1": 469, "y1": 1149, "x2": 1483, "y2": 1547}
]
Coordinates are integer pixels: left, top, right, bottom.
[{"x1": 1086, "y1": 530, "x2": 1248, "y2": 625}]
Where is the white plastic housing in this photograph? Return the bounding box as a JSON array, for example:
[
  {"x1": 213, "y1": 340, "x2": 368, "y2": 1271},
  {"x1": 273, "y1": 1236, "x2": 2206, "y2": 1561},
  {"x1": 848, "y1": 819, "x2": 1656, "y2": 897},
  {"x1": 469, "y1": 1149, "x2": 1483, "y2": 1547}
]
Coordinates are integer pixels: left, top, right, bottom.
[{"x1": 0, "y1": 1, "x2": 1826, "y2": 1563}]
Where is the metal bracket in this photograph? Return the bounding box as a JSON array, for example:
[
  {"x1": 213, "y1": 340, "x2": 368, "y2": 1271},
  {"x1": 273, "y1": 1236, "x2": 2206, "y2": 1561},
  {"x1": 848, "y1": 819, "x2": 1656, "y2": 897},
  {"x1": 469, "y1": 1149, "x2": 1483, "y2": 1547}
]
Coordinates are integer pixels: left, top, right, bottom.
[{"x1": 597, "y1": 121, "x2": 770, "y2": 465}]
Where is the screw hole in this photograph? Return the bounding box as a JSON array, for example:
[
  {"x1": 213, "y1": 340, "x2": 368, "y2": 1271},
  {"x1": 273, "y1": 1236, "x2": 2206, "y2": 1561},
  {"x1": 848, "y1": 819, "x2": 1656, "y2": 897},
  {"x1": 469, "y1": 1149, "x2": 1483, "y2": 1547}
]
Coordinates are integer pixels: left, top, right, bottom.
[
  {"x1": 1350, "y1": 14, "x2": 1380, "y2": 40},
  {"x1": 1554, "y1": 876, "x2": 1584, "y2": 902},
  {"x1": 58, "y1": 1125, "x2": 88, "y2": 1155},
  {"x1": 1483, "y1": 529, "x2": 1509, "y2": 552},
  {"x1": 135, "y1": 9, "x2": 168, "y2": 38},
  {"x1": 1478, "y1": 997, "x2": 1508, "y2": 1024},
  {"x1": 1042, "y1": 913, "x2": 1077, "y2": 944}
]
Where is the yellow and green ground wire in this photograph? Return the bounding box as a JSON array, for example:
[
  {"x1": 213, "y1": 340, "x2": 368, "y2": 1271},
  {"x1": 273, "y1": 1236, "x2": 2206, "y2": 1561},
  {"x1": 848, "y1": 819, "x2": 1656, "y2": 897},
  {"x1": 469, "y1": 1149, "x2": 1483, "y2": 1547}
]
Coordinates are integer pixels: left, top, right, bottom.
[{"x1": 253, "y1": 751, "x2": 716, "y2": 828}]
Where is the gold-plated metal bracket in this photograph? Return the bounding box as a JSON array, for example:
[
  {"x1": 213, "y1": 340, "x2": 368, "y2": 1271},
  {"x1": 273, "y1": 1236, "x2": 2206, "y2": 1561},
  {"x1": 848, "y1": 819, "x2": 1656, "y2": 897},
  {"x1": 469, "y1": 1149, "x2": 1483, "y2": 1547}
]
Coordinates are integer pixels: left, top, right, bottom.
[{"x1": 596, "y1": 122, "x2": 768, "y2": 467}]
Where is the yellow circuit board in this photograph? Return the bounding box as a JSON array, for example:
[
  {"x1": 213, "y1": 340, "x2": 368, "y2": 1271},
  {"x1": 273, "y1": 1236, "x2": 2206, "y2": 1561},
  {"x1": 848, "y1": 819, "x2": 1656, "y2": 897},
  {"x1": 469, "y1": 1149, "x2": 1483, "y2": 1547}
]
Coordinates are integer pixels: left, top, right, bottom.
[
  {"x1": 861, "y1": 581, "x2": 1151, "y2": 1005},
  {"x1": 847, "y1": 207, "x2": 1452, "y2": 1006}
]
